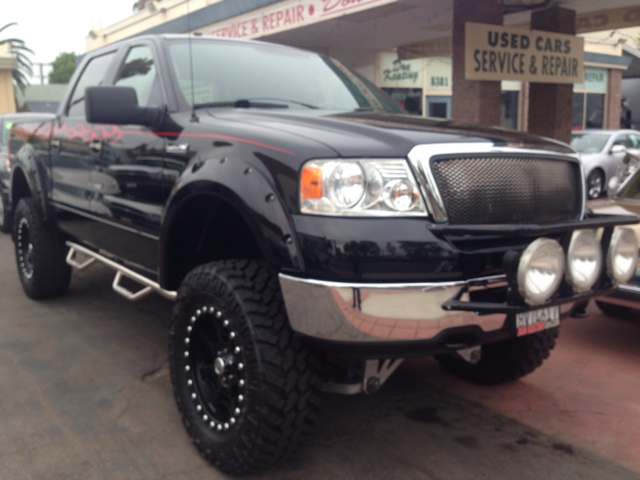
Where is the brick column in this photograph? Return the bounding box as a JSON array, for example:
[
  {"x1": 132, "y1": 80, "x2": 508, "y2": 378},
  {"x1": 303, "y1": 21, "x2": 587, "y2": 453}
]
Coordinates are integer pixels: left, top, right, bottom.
[
  {"x1": 451, "y1": 0, "x2": 503, "y2": 126},
  {"x1": 527, "y1": 7, "x2": 575, "y2": 143},
  {"x1": 606, "y1": 69, "x2": 622, "y2": 130}
]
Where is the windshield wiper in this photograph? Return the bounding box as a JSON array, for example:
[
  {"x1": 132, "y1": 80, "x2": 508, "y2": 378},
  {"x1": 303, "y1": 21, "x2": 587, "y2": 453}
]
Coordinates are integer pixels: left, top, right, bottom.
[
  {"x1": 194, "y1": 99, "x2": 290, "y2": 110},
  {"x1": 243, "y1": 98, "x2": 319, "y2": 109},
  {"x1": 194, "y1": 98, "x2": 321, "y2": 110}
]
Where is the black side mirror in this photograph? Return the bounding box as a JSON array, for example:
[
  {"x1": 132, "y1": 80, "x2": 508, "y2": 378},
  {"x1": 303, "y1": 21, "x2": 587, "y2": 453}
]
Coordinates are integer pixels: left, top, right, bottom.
[{"x1": 85, "y1": 86, "x2": 163, "y2": 128}]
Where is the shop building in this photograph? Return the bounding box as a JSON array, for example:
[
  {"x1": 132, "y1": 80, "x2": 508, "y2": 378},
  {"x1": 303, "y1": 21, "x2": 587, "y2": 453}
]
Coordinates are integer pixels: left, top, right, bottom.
[
  {"x1": 375, "y1": 41, "x2": 629, "y2": 131},
  {"x1": 83, "y1": 0, "x2": 640, "y2": 141}
]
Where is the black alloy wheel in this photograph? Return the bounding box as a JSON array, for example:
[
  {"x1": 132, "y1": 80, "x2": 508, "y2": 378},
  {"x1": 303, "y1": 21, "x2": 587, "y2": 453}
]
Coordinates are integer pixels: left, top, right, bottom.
[
  {"x1": 587, "y1": 169, "x2": 604, "y2": 200},
  {"x1": 188, "y1": 305, "x2": 245, "y2": 433},
  {"x1": 169, "y1": 260, "x2": 322, "y2": 475}
]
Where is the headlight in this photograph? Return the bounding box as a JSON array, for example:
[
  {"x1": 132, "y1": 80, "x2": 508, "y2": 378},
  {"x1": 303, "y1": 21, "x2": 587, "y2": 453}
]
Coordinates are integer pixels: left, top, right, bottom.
[
  {"x1": 566, "y1": 230, "x2": 602, "y2": 293},
  {"x1": 517, "y1": 238, "x2": 565, "y2": 306},
  {"x1": 607, "y1": 228, "x2": 638, "y2": 284},
  {"x1": 300, "y1": 159, "x2": 427, "y2": 216}
]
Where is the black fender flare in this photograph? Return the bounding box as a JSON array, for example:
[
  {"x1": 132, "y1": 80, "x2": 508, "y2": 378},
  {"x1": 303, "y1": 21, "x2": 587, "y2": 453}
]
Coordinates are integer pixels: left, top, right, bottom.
[
  {"x1": 10, "y1": 143, "x2": 49, "y2": 220},
  {"x1": 158, "y1": 155, "x2": 304, "y2": 290}
]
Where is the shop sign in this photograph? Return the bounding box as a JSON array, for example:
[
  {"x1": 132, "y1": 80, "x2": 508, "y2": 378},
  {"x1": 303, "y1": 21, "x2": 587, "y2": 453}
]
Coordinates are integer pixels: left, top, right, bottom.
[
  {"x1": 426, "y1": 57, "x2": 452, "y2": 92},
  {"x1": 195, "y1": 0, "x2": 399, "y2": 39},
  {"x1": 379, "y1": 52, "x2": 422, "y2": 87},
  {"x1": 574, "y1": 67, "x2": 607, "y2": 93},
  {"x1": 465, "y1": 22, "x2": 583, "y2": 84},
  {"x1": 576, "y1": 6, "x2": 640, "y2": 34}
]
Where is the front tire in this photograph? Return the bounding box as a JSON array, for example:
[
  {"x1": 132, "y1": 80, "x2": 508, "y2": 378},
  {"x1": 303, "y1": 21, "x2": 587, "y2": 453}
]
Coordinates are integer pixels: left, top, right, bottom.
[
  {"x1": 0, "y1": 192, "x2": 11, "y2": 233},
  {"x1": 436, "y1": 328, "x2": 559, "y2": 385},
  {"x1": 595, "y1": 300, "x2": 634, "y2": 318},
  {"x1": 13, "y1": 198, "x2": 71, "y2": 299},
  {"x1": 169, "y1": 260, "x2": 322, "y2": 475}
]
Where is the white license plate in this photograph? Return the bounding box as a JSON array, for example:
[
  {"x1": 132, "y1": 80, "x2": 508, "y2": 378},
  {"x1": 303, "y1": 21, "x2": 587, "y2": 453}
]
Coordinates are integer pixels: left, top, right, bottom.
[{"x1": 516, "y1": 306, "x2": 560, "y2": 337}]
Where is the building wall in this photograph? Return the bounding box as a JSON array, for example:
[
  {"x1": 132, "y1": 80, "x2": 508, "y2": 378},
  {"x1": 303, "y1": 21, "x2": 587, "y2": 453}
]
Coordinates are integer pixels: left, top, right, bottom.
[
  {"x1": 328, "y1": 48, "x2": 376, "y2": 82},
  {"x1": 0, "y1": 70, "x2": 16, "y2": 114}
]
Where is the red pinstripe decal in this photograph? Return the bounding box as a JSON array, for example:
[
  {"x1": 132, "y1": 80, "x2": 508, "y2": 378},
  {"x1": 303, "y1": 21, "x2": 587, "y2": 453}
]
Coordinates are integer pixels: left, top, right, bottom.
[{"x1": 45, "y1": 122, "x2": 295, "y2": 156}]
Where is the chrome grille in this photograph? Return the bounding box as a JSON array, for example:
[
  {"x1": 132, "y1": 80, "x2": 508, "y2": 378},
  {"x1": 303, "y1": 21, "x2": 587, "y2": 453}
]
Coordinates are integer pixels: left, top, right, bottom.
[{"x1": 429, "y1": 155, "x2": 582, "y2": 225}]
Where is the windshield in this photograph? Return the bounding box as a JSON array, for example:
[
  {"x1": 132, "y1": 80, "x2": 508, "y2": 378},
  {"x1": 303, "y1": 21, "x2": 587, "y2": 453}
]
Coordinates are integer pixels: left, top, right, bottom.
[
  {"x1": 167, "y1": 39, "x2": 403, "y2": 114},
  {"x1": 570, "y1": 133, "x2": 610, "y2": 153}
]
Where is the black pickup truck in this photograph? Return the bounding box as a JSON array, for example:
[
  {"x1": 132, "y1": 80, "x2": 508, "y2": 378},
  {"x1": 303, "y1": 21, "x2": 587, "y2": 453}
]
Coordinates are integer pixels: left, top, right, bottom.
[{"x1": 9, "y1": 34, "x2": 640, "y2": 474}]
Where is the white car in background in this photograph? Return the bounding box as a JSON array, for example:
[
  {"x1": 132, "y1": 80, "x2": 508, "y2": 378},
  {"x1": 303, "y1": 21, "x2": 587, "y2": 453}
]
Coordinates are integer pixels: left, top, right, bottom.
[{"x1": 570, "y1": 129, "x2": 640, "y2": 200}]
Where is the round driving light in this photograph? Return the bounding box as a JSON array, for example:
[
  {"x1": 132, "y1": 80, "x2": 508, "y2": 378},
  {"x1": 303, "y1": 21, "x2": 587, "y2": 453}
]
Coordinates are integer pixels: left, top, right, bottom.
[
  {"x1": 607, "y1": 228, "x2": 639, "y2": 284},
  {"x1": 566, "y1": 230, "x2": 602, "y2": 293},
  {"x1": 517, "y1": 238, "x2": 565, "y2": 306},
  {"x1": 384, "y1": 179, "x2": 418, "y2": 211},
  {"x1": 327, "y1": 162, "x2": 365, "y2": 208}
]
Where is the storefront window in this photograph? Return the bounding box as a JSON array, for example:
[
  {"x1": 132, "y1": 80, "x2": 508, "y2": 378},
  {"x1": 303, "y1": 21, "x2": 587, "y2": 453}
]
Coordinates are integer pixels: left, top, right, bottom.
[
  {"x1": 426, "y1": 95, "x2": 451, "y2": 118},
  {"x1": 573, "y1": 67, "x2": 608, "y2": 130},
  {"x1": 572, "y1": 93, "x2": 584, "y2": 129},
  {"x1": 500, "y1": 91, "x2": 519, "y2": 130},
  {"x1": 585, "y1": 93, "x2": 605, "y2": 129},
  {"x1": 381, "y1": 88, "x2": 422, "y2": 115}
]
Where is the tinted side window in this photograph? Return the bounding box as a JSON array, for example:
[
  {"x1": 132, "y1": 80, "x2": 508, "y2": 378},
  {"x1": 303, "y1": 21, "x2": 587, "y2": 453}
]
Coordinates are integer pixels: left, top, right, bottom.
[
  {"x1": 67, "y1": 52, "x2": 116, "y2": 118},
  {"x1": 114, "y1": 46, "x2": 162, "y2": 107},
  {"x1": 629, "y1": 134, "x2": 639, "y2": 148}
]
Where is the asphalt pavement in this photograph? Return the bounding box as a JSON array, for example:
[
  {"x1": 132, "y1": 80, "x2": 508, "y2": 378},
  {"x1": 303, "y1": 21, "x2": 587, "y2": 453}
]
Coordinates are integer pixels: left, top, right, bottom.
[{"x1": 0, "y1": 231, "x2": 638, "y2": 480}]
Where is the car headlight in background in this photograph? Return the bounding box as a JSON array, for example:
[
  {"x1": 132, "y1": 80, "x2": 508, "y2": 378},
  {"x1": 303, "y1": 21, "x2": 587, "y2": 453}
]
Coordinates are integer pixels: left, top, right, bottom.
[
  {"x1": 300, "y1": 159, "x2": 427, "y2": 216},
  {"x1": 566, "y1": 230, "x2": 602, "y2": 293},
  {"x1": 517, "y1": 238, "x2": 565, "y2": 305},
  {"x1": 607, "y1": 228, "x2": 639, "y2": 284}
]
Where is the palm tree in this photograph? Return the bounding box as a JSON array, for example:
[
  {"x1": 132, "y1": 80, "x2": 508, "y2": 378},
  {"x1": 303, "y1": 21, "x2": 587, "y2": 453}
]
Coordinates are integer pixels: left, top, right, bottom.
[{"x1": 0, "y1": 22, "x2": 33, "y2": 94}]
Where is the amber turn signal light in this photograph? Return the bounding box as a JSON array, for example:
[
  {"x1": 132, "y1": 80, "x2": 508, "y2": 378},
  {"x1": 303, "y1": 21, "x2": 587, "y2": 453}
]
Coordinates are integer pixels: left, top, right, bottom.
[{"x1": 301, "y1": 165, "x2": 323, "y2": 200}]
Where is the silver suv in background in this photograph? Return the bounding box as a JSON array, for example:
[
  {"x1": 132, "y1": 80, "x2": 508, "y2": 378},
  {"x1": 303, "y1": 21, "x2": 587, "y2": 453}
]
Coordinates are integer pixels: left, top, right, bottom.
[{"x1": 570, "y1": 129, "x2": 640, "y2": 200}]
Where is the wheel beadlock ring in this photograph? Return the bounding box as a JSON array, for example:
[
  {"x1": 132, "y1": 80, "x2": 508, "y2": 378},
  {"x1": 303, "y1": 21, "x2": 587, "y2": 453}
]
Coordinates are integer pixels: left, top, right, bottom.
[
  {"x1": 16, "y1": 218, "x2": 34, "y2": 280},
  {"x1": 185, "y1": 305, "x2": 245, "y2": 432}
]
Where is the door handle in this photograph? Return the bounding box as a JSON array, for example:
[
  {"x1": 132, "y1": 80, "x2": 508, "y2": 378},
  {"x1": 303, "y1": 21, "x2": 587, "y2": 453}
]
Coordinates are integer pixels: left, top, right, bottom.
[{"x1": 89, "y1": 139, "x2": 103, "y2": 153}]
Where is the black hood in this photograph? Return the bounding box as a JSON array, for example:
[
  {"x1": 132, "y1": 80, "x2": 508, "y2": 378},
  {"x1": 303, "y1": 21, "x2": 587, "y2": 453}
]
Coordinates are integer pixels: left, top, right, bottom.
[{"x1": 203, "y1": 109, "x2": 575, "y2": 159}]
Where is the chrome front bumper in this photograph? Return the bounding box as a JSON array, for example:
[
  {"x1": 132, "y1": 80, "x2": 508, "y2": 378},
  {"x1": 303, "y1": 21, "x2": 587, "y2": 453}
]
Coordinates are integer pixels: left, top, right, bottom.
[{"x1": 279, "y1": 274, "x2": 571, "y2": 343}]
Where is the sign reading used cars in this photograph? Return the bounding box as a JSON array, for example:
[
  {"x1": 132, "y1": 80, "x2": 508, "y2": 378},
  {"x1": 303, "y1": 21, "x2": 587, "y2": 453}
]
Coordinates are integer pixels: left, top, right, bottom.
[{"x1": 465, "y1": 22, "x2": 584, "y2": 84}]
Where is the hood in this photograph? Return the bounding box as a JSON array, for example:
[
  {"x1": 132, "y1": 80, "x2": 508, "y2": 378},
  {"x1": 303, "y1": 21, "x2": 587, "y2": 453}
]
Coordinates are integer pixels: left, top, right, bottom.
[{"x1": 203, "y1": 109, "x2": 575, "y2": 158}]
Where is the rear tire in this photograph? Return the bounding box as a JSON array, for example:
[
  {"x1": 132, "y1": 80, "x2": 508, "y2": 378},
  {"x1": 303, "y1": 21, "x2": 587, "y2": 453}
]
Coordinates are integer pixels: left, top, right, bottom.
[
  {"x1": 13, "y1": 198, "x2": 71, "y2": 299},
  {"x1": 436, "y1": 328, "x2": 559, "y2": 385},
  {"x1": 169, "y1": 260, "x2": 322, "y2": 475},
  {"x1": 595, "y1": 300, "x2": 634, "y2": 318},
  {"x1": 0, "y1": 192, "x2": 11, "y2": 233}
]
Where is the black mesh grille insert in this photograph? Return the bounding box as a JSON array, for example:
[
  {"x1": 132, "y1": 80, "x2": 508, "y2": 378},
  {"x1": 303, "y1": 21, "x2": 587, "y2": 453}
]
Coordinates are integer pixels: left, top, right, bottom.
[{"x1": 430, "y1": 156, "x2": 582, "y2": 225}]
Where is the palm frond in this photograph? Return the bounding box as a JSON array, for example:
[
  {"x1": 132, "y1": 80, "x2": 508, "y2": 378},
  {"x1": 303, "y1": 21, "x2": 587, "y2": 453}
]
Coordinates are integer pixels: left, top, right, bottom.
[
  {"x1": 1, "y1": 22, "x2": 33, "y2": 98},
  {"x1": 0, "y1": 22, "x2": 17, "y2": 36}
]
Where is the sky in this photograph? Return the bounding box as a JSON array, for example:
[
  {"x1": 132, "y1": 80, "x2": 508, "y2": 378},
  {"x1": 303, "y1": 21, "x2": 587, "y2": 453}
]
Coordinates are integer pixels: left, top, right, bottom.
[{"x1": 2, "y1": 0, "x2": 135, "y2": 78}]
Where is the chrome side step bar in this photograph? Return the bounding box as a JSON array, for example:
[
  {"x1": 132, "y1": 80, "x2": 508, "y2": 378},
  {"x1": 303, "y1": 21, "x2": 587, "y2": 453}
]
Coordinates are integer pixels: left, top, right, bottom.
[{"x1": 65, "y1": 242, "x2": 177, "y2": 301}]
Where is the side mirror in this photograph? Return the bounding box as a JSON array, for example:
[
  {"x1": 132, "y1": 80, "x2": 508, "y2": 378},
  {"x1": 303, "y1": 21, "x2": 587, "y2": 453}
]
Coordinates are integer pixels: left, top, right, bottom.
[
  {"x1": 85, "y1": 86, "x2": 163, "y2": 128},
  {"x1": 611, "y1": 144, "x2": 626, "y2": 154}
]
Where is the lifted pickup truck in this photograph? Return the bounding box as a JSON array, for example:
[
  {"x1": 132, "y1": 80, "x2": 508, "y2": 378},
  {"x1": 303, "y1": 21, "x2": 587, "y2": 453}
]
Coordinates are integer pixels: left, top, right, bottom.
[{"x1": 9, "y1": 34, "x2": 640, "y2": 474}]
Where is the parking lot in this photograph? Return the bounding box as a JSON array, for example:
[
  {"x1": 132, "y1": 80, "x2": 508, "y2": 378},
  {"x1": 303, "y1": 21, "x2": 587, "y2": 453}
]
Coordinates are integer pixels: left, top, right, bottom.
[{"x1": 0, "y1": 231, "x2": 639, "y2": 480}]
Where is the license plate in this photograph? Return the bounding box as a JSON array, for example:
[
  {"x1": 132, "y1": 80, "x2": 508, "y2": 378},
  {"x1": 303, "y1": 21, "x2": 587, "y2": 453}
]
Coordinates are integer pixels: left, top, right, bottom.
[{"x1": 516, "y1": 306, "x2": 560, "y2": 337}]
